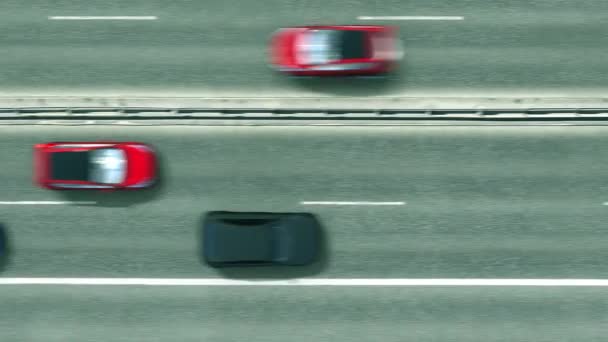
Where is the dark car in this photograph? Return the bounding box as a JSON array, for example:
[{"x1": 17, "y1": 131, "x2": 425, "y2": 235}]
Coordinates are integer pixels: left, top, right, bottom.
[
  {"x1": 0, "y1": 224, "x2": 6, "y2": 259},
  {"x1": 202, "y1": 211, "x2": 321, "y2": 267}
]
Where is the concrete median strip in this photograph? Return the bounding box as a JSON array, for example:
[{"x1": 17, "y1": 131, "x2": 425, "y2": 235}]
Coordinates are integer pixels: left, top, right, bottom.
[
  {"x1": 0, "y1": 97, "x2": 607, "y2": 123},
  {"x1": 0, "y1": 278, "x2": 608, "y2": 286},
  {"x1": 2, "y1": 96, "x2": 608, "y2": 115}
]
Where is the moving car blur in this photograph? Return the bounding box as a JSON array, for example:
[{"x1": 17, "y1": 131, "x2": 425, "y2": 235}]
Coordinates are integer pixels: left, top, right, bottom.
[
  {"x1": 33, "y1": 142, "x2": 157, "y2": 190},
  {"x1": 0, "y1": 224, "x2": 5, "y2": 259},
  {"x1": 269, "y1": 25, "x2": 403, "y2": 76}
]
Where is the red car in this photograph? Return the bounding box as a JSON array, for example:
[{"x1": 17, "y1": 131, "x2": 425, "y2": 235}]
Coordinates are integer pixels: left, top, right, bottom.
[
  {"x1": 269, "y1": 25, "x2": 403, "y2": 76},
  {"x1": 33, "y1": 142, "x2": 157, "y2": 190}
]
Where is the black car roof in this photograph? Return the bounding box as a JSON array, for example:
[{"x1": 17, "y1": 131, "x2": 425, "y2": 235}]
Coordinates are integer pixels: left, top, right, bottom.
[
  {"x1": 50, "y1": 151, "x2": 90, "y2": 181},
  {"x1": 339, "y1": 30, "x2": 369, "y2": 59},
  {"x1": 0, "y1": 224, "x2": 6, "y2": 257},
  {"x1": 202, "y1": 212, "x2": 320, "y2": 266},
  {"x1": 204, "y1": 219, "x2": 276, "y2": 264}
]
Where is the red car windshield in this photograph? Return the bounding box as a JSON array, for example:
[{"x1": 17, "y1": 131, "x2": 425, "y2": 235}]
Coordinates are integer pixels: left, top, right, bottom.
[
  {"x1": 296, "y1": 30, "x2": 340, "y2": 65},
  {"x1": 89, "y1": 148, "x2": 127, "y2": 184}
]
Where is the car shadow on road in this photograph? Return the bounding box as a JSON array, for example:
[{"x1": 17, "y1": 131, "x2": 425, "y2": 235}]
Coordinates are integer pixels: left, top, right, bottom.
[
  {"x1": 0, "y1": 224, "x2": 12, "y2": 273},
  {"x1": 282, "y1": 68, "x2": 405, "y2": 97},
  {"x1": 198, "y1": 218, "x2": 331, "y2": 279},
  {"x1": 57, "y1": 147, "x2": 167, "y2": 208}
]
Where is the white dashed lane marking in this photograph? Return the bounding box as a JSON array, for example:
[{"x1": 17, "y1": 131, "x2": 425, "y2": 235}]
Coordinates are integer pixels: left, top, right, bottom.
[
  {"x1": 48, "y1": 16, "x2": 158, "y2": 20},
  {"x1": 357, "y1": 16, "x2": 464, "y2": 21},
  {"x1": 300, "y1": 201, "x2": 406, "y2": 206}
]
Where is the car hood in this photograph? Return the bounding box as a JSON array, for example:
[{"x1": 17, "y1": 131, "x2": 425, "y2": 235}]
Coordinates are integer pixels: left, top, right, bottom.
[{"x1": 123, "y1": 145, "x2": 156, "y2": 186}]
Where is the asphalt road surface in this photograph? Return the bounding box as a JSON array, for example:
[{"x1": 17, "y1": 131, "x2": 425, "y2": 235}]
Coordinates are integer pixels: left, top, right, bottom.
[
  {"x1": 2, "y1": 0, "x2": 608, "y2": 97},
  {"x1": 1, "y1": 123, "x2": 608, "y2": 341}
]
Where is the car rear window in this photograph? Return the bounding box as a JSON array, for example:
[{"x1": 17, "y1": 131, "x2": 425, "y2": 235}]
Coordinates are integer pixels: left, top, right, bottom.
[
  {"x1": 339, "y1": 30, "x2": 369, "y2": 59},
  {"x1": 50, "y1": 151, "x2": 90, "y2": 181}
]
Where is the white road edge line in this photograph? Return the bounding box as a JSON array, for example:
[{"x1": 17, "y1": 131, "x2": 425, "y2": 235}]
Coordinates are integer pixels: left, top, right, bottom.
[
  {"x1": 48, "y1": 16, "x2": 158, "y2": 20},
  {"x1": 0, "y1": 278, "x2": 608, "y2": 286},
  {"x1": 0, "y1": 201, "x2": 96, "y2": 205},
  {"x1": 357, "y1": 16, "x2": 464, "y2": 21},
  {"x1": 300, "y1": 201, "x2": 405, "y2": 206}
]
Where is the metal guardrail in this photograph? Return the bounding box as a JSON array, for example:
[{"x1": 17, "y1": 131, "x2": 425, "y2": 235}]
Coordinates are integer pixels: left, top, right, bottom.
[{"x1": 1, "y1": 107, "x2": 608, "y2": 119}]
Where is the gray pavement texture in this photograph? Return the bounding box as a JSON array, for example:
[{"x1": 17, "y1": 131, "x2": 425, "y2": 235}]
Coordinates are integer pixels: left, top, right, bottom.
[
  {"x1": 1, "y1": 287, "x2": 608, "y2": 342},
  {"x1": 2, "y1": 0, "x2": 608, "y2": 97},
  {"x1": 0, "y1": 124, "x2": 608, "y2": 341}
]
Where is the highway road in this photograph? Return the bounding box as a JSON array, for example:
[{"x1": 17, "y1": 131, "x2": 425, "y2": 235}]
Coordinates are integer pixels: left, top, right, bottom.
[
  {"x1": 1, "y1": 123, "x2": 608, "y2": 340},
  {"x1": 2, "y1": 0, "x2": 608, "y2": 97}
]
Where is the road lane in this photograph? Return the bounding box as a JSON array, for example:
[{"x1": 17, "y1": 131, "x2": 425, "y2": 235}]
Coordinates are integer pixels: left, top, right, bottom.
[
  {"x1": 1, "y1": 123, "x2": 608, "y2": 340},
  {"x1": 1, "y1": 0, "x2": 608, "y2": 96},
  {"x1": 1, "y1": 287, "x2": 607, "y2": 342},
  {"x1": 0, "y1": 124, "x2": 608, "y2": 278}
]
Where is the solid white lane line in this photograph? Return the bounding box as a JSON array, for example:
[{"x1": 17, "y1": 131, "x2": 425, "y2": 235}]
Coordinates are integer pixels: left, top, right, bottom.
[
  {"x1": 48, "y1": 16, "x2": 158, "y2": 20},
  {"x1": 0, "y1": 201, "x2": 96, "y2": 205},
  {"x1": 1, "y1": 278, "x2": 608, "y2": 286},
  {"x1": 357, "y1": 16, "x2": 464, "y2": 21},
  {"x1": 300, "y1": 201, "x2": 405, "y2": 206}
]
